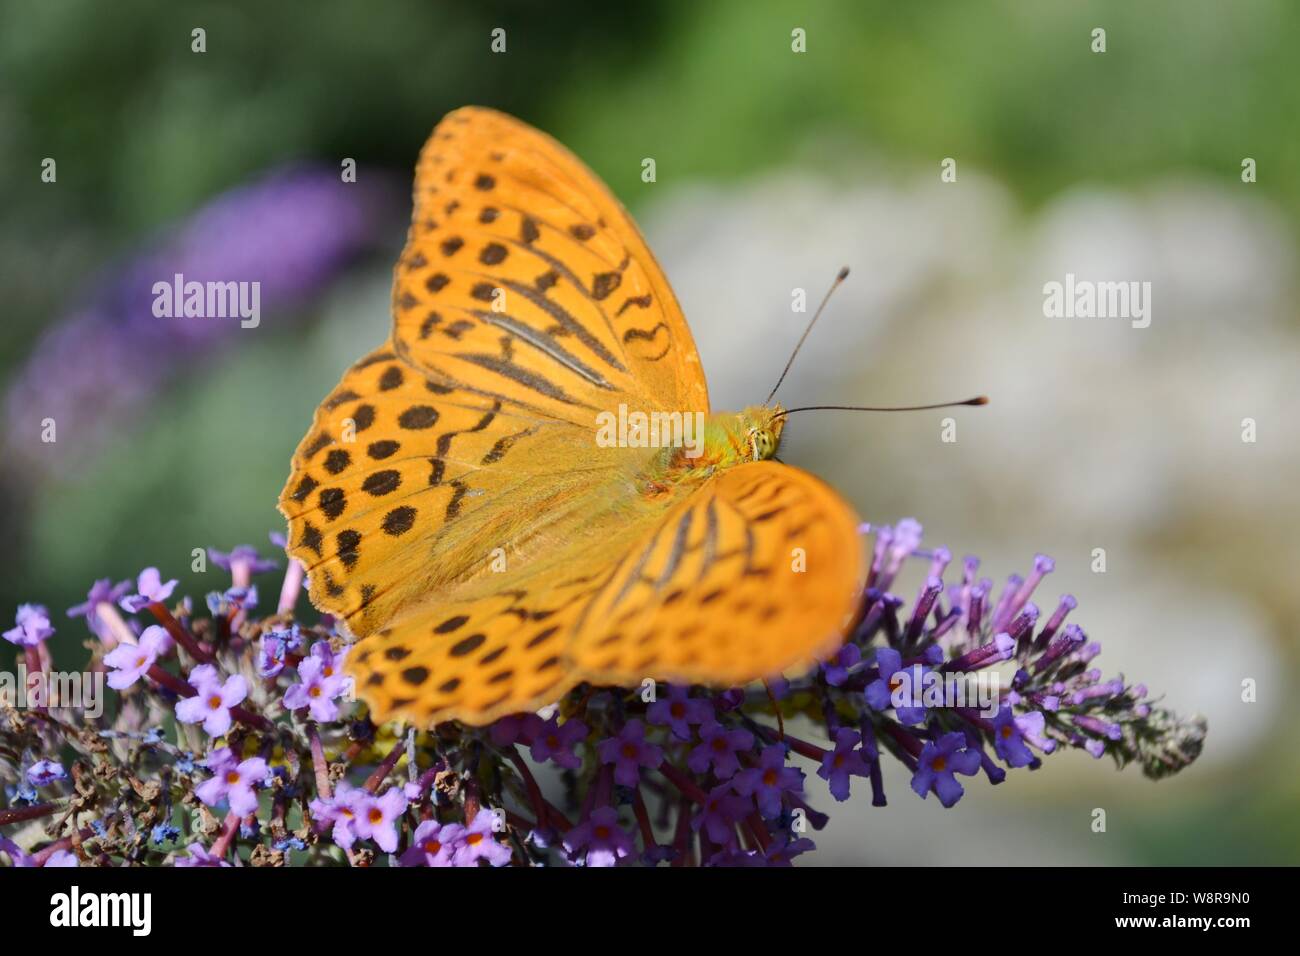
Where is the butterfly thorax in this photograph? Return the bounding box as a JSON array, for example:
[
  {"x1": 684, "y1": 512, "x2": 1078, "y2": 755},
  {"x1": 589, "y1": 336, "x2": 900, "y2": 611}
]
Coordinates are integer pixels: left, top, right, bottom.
[{"x1": 636, "y1": 404, "x2": 785, "y2": 494}]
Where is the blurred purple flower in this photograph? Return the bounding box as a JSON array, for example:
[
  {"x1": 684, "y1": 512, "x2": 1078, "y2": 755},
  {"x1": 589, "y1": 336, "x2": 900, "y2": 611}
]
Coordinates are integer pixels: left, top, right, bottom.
[
  {"x1": 4, "y1": 165, "x2": 401, "y2": 480},
  {"x1": 67, "y1": 579, "x2": 131, "y2": 636},
  {"x1": 4, "y1": 604, "x2": 54, "y2": 646},
  {"x1": 563, "y1": 807, "x2": 634, "y2": 867},
  {"x1": 26, "y1": 760, "x2": 67, "y2": 787},
  {"x1": 646, "y1": 685, "x2": 713, "y2": 740},
  {"x1": 597, "y1": 719, "x2": 663, "y2": 787},
  {"x1": 526, "y1": 715, "x2": 588, "y2": 770}
]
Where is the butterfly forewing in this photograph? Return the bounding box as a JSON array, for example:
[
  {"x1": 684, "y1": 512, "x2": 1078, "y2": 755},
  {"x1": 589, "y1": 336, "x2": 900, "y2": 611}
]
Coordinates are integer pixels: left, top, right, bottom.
[
  {"x1": 392, "y1": 107, "x2": 708, "y2": 421},
  {"x1": 279, "y1": 341, "x2": 615, "y2": 636}
]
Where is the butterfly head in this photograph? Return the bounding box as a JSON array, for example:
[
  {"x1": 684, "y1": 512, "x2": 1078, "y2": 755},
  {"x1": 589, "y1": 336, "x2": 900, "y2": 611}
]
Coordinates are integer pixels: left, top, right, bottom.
[{"x1": 741, "y1": 405, "x2": 786, "y2": 461}]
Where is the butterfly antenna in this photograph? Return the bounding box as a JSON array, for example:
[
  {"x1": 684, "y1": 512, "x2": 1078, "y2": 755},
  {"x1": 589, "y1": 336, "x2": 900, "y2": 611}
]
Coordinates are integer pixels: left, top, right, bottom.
[
  {"x1": 765, "y1": 266, "x2": 850, "y2": 405},
  {"x1": 771, "y1": 396, "x2": 989, "y2": 422}
]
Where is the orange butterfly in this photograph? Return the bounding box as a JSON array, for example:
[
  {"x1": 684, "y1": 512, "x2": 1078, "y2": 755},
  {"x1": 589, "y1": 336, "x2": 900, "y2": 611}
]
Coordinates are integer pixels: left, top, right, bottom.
[{"x1": 279, "y1": 107, "x2": 864, "y2": 727}]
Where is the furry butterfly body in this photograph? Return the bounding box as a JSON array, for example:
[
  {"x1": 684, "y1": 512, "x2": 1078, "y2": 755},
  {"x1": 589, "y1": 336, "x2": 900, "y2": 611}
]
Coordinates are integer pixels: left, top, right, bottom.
[{"x1": 279, "y1": 107, "x2": 863, "y2": 726}]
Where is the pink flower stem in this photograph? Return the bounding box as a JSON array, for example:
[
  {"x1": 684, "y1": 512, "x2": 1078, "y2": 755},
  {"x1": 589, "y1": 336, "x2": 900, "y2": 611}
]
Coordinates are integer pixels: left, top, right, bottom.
[
  {"x1": 308, "y1": 723, "x2": 332, "y2": 799},
  {"x1": 277, "y1": 560, "x2": 304, "y2": 615},
  {"x1": 94, "y1": 603, "x2": 135, "y2": 651},
  {"x1": 671, "y1": 797, "x2": 694, "y2": 868},
  {"x1": 507, "y1": 749, "x2": 552, "y2": 829},
  {"x1": 754, "y1": 724, "x2": 827, "y2": 762},
  {"x1": 0, "y1": 802, "x2": 61, "y2": 826},
  {"x1": 656, "y1": 760, "x2": 709, "y2": 804},
  {"x1": 146, "y1": 601, "x2": 213, "y2": 664},
  {"x1": 743, "y1": 812, "x2": 772, "y2": 852},
  {"x1": 209, "y1": 810, "x2": 242, "y2": 860},
  {"x1": 363, "y1": 738, "x2": 406, "y2": 793},
  {"x1": 23, "y1": 647, "x2": 46, "y2": 714},
  {"x1": 631, "y1": 786, "x2": 657, "y2": 850}
]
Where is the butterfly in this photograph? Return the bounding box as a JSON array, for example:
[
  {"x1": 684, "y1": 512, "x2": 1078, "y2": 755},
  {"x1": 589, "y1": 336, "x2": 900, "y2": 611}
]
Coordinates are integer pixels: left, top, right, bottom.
[{"x1": 278, "y1": 106, "x2": 865, "y2": 728}]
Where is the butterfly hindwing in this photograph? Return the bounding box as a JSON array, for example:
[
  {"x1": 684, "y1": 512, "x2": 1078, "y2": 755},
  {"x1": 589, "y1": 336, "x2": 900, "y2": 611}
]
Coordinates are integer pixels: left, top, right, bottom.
[
  {"x1": 343, "y1": 462, "x2": 862, "y2": 726},
  {"x1": 569, "y1": 461, "x2": 863, "y2": 687}
]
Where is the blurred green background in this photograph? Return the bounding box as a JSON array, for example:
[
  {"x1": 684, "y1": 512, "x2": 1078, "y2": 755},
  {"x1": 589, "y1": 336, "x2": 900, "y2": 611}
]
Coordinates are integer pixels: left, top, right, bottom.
[{"x1": 2, "y1": 0, "x2": 1297, "y2": 863}]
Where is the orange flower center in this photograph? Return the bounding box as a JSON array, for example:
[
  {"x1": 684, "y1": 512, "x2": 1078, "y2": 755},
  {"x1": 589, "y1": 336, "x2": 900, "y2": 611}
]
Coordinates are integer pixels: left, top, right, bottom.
[
  {"x1": 466, "y1": 832, "x2": 483, "y2": 846},
  {"x1": 207, "y1": 695, "x2": 223, "y2": 709},
  {"x1": 931, "y1": 756, "x2": 947, "y2": 772}
]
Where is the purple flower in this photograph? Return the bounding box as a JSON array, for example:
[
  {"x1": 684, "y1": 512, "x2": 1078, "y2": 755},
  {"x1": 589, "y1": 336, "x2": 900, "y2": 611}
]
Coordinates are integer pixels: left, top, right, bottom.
[
  {"x1": 257, "y1": 624, "x2": 307, "y2": 679},
  {"x1": 3, "y1": 166, "x2": 399, "y2": 486},
  {"x1": 26, "y1": 760, "x2": 67, "y2": 787},
  {"x1": 489, "y1": 714, "x2": 531, "y2": 748},
  {"x1": 452, "y1": 809, "x2": 513, "y2": 867},
  {"x1": 353, "y1": 788, "x2": 408, "y2": 854},
  {"x1": 646, "y1": 685, "x2": 713, "y2": 740},
  {"x1": 527, "y1": 716, "x2": 588, "y2": 770},
  {"x1": 821, "y1": 643, "x2": 861, "y2": 687},
  {"x1": 175, "y1": 664, "x2": 247, "y2": 736},
  {"x1": 399, "y1": 819, "x2": 463, "y2": 867},
  {"x1": 597, "y1": 719, "x2": 663, "y2": 787},
  {"x1": 911, "y1": 732, "x2": 982, "y2": 808},
  {"x1": 102, "y1": 624, "x2": 172, "y2": 689},
  {"x1": 310, "y1": 782, "x2": 364, "y2": 850},
  {"x1": 208, "y1": 545, "x2": 279, "y2": 575},
  {"x1": 256, "y1": 636, "x2": 288, "y2": 679},
  {"x1": 196, "y1": 748, "x2": 268, "y2": 816},
  {"x1": 66, "y1": 579, "x2": 131, "y2": 636},
  {"x1": 42, "y1": 850, "x2": 79, "y2": 867},
  {"x1": 4, "y1": 604, "x2": 54, "y2": 646},
  {"x1": 992, "y1": 707, "x2": 1042, "y2": 768},
  {"x1": 732, "y1": 744, "x2": 804, "y2": 818},
  {"x1": 563, "y1": 807, "x2": 634, "y2": 867},
  {"x1": 763, "y1": 833, "x2": 817, "y2": 866},
  {"x1": 173, "y1": 843, "x2": 230, "y2": 867},
  {"x1": 207, "y1": 586, "x2": 258, "y2": 615},
  {"x1": 817, "y1": 728, "x2": 870, "y2": 801},
  {"x1": 692, "y1": 784, "x2": 750, "y2": 845},
  {"x1": 865, "y1": 647, "x2": 926, "y2": 725},
  {"x1": 283, "y1": 655, "x2": 349, "y2": 722},
  {"x1": 687, "y1": 722, "x2": 754, "y2": 779},
  {"x1": 309, "y1": 640, "x2": 349, "y2": 683},
  {"x1": 119, "y1": 568, "x2": 178, "y2": 613}
]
